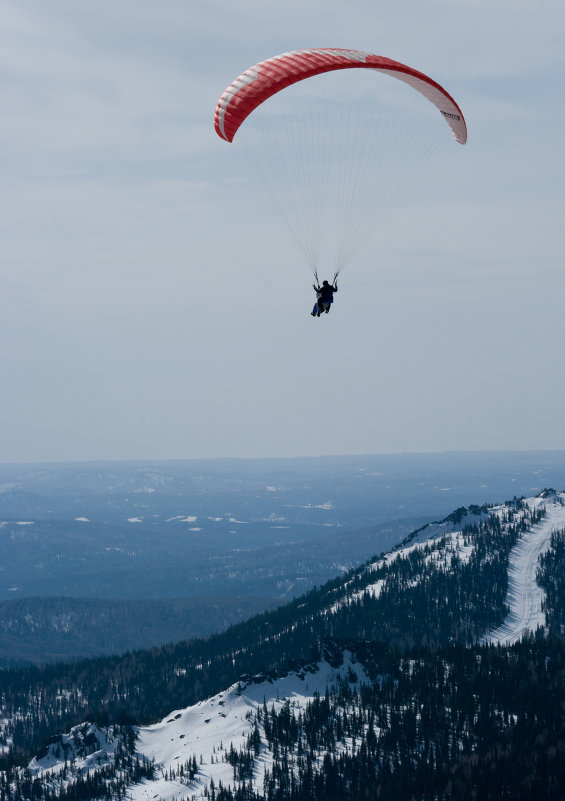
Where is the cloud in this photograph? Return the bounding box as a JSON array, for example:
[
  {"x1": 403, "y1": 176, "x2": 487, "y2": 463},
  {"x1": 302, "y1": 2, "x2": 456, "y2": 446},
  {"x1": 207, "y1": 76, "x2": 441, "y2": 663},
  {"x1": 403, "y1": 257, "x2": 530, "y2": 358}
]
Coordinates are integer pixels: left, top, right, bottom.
[{"x1": 1, "y1": 0, "x2": 564, "y2": 460}]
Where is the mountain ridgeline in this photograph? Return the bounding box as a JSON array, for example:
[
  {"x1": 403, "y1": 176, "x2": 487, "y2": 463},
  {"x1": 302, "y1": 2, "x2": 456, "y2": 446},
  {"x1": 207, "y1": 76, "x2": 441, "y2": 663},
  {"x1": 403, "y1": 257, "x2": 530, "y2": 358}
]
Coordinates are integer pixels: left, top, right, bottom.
[{"x1": 2, "y1": 492, "x2": 565, "y2": 800}]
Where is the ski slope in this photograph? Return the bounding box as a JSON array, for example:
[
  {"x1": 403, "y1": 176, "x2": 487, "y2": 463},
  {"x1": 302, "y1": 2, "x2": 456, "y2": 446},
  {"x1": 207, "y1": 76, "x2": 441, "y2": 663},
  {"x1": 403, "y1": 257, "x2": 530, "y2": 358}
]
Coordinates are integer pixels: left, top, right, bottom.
[{"x1": 483, "y1": 493, "x2": 565, "y2": 645}]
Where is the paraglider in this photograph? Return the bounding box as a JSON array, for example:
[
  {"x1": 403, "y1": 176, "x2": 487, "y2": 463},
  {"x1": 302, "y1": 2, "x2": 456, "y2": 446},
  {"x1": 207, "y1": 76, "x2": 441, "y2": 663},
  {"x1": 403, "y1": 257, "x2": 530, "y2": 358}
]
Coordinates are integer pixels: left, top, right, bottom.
[
  {"x1": 214, "y1": 48, "x2": 467, "y2": 315},
  {"x1": 311, "y1": 273, "x2": 339, "y2": 317}
]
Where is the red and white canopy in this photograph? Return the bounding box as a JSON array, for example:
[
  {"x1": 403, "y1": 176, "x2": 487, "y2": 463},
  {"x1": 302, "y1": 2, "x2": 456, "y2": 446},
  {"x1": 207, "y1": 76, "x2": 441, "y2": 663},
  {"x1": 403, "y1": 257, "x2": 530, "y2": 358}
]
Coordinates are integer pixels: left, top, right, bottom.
[{"x1": 214, "y1": 48, "x2": 467, "y2": 145}]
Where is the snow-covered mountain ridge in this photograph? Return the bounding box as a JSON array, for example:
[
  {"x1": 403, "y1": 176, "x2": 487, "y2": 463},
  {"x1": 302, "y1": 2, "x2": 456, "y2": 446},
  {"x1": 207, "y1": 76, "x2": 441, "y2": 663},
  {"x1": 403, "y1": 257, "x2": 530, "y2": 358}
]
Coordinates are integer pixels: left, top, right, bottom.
[
  {"x1": 128, "y1": 492, "x2": 565, "y2": 801},
  {"x1": 19, "y1": 651, "x2": 372, "y2": 801},
  {"x1": 3, "y1": 491, "x2": 565, "y2": 801},
  {"x1": 330, "y1": 492, "x2": 565, "y2": 647},
  {"x1": 134, "y1": 651, "x2": 370, "y2": 801}
]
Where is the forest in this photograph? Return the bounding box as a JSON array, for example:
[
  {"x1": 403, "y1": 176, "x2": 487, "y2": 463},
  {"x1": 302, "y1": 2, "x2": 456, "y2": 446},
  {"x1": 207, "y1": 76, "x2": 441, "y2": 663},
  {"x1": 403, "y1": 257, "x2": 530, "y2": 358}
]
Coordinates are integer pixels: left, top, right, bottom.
[{"x1": 1, "y1": 496, "x2": 564, "y2": 800}]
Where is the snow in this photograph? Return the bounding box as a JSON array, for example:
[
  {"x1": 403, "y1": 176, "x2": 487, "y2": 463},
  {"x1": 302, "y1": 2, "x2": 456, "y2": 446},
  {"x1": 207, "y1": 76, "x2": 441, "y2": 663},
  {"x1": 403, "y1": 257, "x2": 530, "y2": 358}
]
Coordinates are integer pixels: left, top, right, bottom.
[
  {"x1": 329, "y1": 529, "x2": 472, "y2": 613},
  {"x1": 130, "y1": 653, "x2": 369, "y2": 801},
  {"x1": 25, "y1": 723, "x2": 120, "y2": 785},
  {"x1": 14, "y1": 491, "x2": 565, "y2": 800},
  {"x1": 483, "y1": 493, "x2": 565, "y2": 645},
  {"x1": 360, "y1": 532, "x2": 473, "y2": 601}
]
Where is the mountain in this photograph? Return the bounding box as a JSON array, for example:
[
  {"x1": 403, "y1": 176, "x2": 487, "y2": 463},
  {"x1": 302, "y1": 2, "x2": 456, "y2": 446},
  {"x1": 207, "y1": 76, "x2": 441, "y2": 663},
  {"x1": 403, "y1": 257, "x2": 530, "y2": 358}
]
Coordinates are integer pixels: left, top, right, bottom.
[
  {"x1": 3, "y1": 452, "x2": 565, "y2": 665},
  {"x1": 1, "y1": 490, "x2": 565, "y2": 799}
]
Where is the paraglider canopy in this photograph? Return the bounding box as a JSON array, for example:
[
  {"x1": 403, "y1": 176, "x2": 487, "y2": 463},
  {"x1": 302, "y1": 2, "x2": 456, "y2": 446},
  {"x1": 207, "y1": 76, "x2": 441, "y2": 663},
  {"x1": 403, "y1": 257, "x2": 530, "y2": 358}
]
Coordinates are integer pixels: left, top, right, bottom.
[
  {"x1": 214, "y1": 48, "x2": 467, "y2": 277},
  {"x1": 214, "y1": 48, "x2": 467, "y2": 145}
]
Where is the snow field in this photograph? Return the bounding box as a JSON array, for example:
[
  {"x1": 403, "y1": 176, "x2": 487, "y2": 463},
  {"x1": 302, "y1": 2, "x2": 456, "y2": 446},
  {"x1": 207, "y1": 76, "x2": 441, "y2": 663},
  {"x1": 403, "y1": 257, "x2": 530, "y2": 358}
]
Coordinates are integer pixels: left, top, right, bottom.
[{"x1": 131, "y1": 653, "x2": 370, "y2": 801}]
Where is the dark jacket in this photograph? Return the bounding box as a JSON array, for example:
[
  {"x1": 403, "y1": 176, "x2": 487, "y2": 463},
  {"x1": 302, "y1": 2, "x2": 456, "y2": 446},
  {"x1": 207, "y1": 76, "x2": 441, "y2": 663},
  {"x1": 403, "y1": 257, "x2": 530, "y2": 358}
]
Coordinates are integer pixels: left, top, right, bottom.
[{"x1": 317, "y1": 283, "x2": 338, "y2": 302}]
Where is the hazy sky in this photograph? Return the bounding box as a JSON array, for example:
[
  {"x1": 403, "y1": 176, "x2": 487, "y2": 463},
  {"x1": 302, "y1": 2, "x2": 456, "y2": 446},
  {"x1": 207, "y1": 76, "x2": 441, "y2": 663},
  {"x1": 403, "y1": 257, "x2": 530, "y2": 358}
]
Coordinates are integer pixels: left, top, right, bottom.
[{"x1": 2, "y1": 0, "x2": 564, "y2": 462}]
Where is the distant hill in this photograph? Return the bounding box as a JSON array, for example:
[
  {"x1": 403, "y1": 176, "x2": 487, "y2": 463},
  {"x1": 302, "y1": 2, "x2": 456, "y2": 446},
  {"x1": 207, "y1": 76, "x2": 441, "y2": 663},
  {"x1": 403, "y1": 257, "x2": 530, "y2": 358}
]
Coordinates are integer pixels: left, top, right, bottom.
[
  {"x1": 0, "y1": 516, "x2": 428, "y2": 666},
  {"x1": 0, "y1": 596, "x2": 277, "y2": 667},
  {"x1": 2, "y1": 452, "x2": 565, "y2": 603}
]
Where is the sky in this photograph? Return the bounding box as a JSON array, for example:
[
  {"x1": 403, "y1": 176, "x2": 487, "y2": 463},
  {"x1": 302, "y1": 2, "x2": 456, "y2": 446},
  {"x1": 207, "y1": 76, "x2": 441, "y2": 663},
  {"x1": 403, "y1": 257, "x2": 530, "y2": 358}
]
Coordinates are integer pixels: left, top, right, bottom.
[{"x1": 1, "y1": 0, "x2": 564, "y2": 463}]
